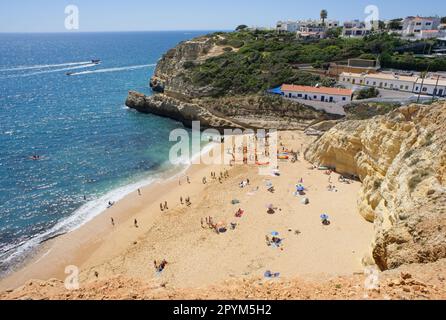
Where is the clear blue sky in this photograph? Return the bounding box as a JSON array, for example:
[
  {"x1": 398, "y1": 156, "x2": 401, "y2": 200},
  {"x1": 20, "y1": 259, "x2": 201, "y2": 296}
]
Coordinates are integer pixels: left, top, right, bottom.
[{"x1": 0, "y1": 0, "x2": 445, "y2": 32}]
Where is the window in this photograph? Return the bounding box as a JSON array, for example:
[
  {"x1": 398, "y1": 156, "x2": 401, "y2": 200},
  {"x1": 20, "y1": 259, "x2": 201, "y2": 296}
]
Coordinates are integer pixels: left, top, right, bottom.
[
  {"x1": 342, "y1": 97, "x2": 346, "y2": 101},
  {"x1": 405, "y1": 86, "x2": 409, "y2": 90},
  {"x1": 422, "y1": 87, "x2": 427, "y2": 92},
  {"x1": 415, "y1": 87, "x2": 419, "y2": 91},
  {"x1": 384, "y1": 83, "x2": 388, "y2": 87},
  {"x1": 298, "y1": 94, "x2": 302, "y2": 97},
  {"x1": 400, "y1": 85, "x2": 404, "y2": 89},
  {"x1": 366, "y1": 81, "x2": 369, "y2": 85},
  {"x1": 314, "y1": 95, "x2": 317, "y2": 99},
  {"x1": 373, "y1": 82, "x2": 377, "y2": 86}
]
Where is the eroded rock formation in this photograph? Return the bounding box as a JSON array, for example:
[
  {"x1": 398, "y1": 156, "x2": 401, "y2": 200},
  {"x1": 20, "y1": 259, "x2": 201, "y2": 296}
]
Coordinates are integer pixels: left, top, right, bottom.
[{"x1": 305, "y1": 103, "x2": 446, "y2": 270}]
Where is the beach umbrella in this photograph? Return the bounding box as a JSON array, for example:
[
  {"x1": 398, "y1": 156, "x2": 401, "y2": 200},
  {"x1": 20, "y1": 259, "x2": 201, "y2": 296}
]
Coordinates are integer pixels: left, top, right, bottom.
[
  {"x1": 271, "y1": 231, "x2": 279, "y2": 236},
  {"x1": 320, "y1": 214, "x2": 329, "y2": 220},
  {"x1": 296, "y1": 185, "x2": 305, "y2": 192},
  {"x1": 266, "y1": 204, "x2": 274, "y2": 209}
]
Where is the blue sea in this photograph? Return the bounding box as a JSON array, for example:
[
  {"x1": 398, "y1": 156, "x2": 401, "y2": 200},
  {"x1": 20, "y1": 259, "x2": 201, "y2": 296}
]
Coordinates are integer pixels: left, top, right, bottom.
[{"x1": 0, "y1": 31, "x2": 211, "y2": 276}]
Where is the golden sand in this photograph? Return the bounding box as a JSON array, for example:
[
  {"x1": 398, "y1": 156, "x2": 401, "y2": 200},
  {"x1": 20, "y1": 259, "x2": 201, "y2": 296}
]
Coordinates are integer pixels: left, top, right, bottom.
[{"x1": 0, "y1": 131, "x2": 373, "y2": 291}]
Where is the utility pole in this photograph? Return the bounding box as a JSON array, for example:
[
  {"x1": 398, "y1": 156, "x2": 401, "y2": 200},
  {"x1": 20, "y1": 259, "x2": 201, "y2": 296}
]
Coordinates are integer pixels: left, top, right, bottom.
[
  {"x1": 432, "y1": 74, "x2": 440, "y2": 102},
  {"x1": 417, "y1": 46, "x2": 433, "y2": 104}
]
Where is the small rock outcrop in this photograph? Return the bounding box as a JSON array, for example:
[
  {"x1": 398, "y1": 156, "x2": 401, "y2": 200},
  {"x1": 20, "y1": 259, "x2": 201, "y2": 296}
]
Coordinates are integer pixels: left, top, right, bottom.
[
  {"x1": 305, "y1": 103, "x2": 446, "y2": 271},
  {"x1": 126, "y1": 91, "x2": 244, "y2": 130}
]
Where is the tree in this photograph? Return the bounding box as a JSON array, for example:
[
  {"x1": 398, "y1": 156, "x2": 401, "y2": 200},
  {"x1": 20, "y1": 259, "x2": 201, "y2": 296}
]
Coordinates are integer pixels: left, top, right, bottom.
[
  {"x1": 320, "y1": 10, "x2": 328, "y2": 25},
  {"x1": 325, "y1": 27, "x2": 342, "y2": 38},
  {"x1": 388, "y1": 19, "x2": 403, "y2": 30},
  {"x1": 356, "y1": 87, "x2": 380, "y2": 100},
  {"x1": 236, "y1": 25, "x2": 248, "y2": 31}
]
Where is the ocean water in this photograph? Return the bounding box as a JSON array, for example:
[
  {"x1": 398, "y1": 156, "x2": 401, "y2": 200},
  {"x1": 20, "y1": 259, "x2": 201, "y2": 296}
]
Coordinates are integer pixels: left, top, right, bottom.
[{"x1": 0, "y1": 31, "x2": 211, "y2": 276}]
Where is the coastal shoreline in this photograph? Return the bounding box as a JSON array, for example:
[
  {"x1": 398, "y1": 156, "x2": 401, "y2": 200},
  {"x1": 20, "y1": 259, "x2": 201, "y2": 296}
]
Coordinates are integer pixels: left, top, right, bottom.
[
  {"x1": 0, "y1": 130, "x2": 374, "y2": 292},
  {"x1": 0, "y1": 138, "x2": 219, "y2": 291}
]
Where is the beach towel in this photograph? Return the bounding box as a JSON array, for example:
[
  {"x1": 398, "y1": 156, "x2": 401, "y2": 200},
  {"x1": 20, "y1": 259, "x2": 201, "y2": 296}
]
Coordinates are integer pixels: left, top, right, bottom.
[{"x1": 264, "y1": 271, "x2": 281, "y2": 278}]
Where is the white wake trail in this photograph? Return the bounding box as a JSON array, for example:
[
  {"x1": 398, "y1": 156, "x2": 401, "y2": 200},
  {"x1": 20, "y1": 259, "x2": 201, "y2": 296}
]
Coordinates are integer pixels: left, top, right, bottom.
[
  {"x1": 0, "y1": 61, "x2": 93, "y2": 72},
  {"x1": 70, "y1": 64, "x2": 156, "y2": 76},
  {"x1": 5, "y1": 64, "x2": 98, "y2": 78}
]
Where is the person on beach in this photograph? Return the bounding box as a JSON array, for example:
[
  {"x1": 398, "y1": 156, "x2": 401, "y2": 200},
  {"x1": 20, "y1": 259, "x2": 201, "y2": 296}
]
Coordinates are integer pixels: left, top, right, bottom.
[
  {"x1": 134, "y1": 219, "x2": 138, "y2": 228},
  {"x1": 83, "y1": 195, "x2": 87, "y2": 201},
  {"x1": 202, "y1": 177, "x2": 207, "y2": 184},
  {"x1": 138, "y1": 189, "x2": 141, "y2": 196},
  {"x1": 154, "y1": 260, "x2": 168, "y2": 273},
  {"x1": 187, "y1": 176, "x2": 190, "y2": 184},
  {"x1": 180, "y1": 196, "x2": 183, "y2": 205},
  {"x1": 160, "y1": 203, "x2": 164, "y2": 212},
  {"x1": 111, "y1": 217, "x2": 115, "y2": 227},
  {"x1": 164, "y1": 201, "x2": 168, "y2": 210}
]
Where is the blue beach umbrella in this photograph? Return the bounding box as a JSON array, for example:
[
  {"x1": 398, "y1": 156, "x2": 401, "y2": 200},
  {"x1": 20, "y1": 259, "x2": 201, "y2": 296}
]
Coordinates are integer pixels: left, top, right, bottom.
[
  {"x1": 296, "y1": 185, "x2": 305, "y2": 192},
  {"x1": 271, "y1": 231, "x2": 279, "y2": 236},
  {"x1": 320, "y1": 214, "x2": 329, "y2": 220}
]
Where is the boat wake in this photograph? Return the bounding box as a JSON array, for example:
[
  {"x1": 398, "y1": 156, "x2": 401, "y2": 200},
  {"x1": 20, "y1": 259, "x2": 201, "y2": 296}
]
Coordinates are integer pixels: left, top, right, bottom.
[
  {"x1": 69, "y1": 64, "x2": 156, "y2": 76},
  {"x1": 9, "y1": 64, "x2": 99, "y2": 78},
  {"x1": 0, "y1": 61, "x2": 93, "y2": 72}
]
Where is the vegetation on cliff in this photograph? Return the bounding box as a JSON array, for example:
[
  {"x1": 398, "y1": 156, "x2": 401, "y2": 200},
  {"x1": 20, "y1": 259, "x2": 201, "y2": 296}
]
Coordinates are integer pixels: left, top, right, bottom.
[{"x1": 187, "y1": 30, "x2": 446, "y2": 97}]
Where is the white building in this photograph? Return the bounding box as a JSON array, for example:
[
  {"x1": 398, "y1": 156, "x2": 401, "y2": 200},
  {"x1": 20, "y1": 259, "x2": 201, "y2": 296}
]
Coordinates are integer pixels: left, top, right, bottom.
[
  {"x1": 414, "y1": 29, "x2": 446, "y2": 40},
  {"x1": 281, "y1": 84, "x2": 353, "y2": 103},
  {"x1": 276, "y1": 21, "x2": 300, "y2": 33},
  {"x1": 340, "y1": 72, "x2": 446, "y2": 97},
  {"x1": 342, "y1": 20, "x2": 371, "y2": 38},
  {"x1": 277, "y1": 19, "x2": 340, "y2": 33},
  {"x1": 402, "y1": 16, "x2": 441, "y2": 37}
]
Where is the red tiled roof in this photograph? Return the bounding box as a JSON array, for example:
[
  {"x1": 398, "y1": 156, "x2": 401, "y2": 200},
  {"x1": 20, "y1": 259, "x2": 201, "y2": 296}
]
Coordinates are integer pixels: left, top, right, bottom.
[{"x1": 281, "y1": 84, "x2": 353, "y2": 96}]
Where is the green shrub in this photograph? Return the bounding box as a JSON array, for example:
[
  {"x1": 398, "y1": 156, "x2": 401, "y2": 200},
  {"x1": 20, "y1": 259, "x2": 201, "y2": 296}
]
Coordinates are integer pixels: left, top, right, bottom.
[{"x1": 356, "y1": 87, "x2": 380, "y2": 100}]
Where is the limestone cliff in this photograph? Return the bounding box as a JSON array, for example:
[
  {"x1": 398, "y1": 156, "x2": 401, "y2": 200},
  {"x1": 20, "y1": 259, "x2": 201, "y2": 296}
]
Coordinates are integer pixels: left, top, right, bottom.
[
  {"x1": 127, "y1": 33, "x2": 339, "y2": 130},
  {"x1": 305, "y1": 103, "x2": 446, "y2": 271},
  {"x1": 126, "y1": 91, "x2": 244, "y2": 130}
]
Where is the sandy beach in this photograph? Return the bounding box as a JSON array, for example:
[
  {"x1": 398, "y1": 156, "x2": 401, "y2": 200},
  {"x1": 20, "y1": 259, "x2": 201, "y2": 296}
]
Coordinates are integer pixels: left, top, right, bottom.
[{"x1": 0, "y1": 131, "x2": 374, "y2": 291}]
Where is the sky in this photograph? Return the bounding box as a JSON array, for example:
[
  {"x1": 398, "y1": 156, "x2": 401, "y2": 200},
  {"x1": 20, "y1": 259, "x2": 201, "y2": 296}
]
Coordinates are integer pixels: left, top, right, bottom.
[{"x1": 0, "y1": 0, "x2": 445, "y2": 33}]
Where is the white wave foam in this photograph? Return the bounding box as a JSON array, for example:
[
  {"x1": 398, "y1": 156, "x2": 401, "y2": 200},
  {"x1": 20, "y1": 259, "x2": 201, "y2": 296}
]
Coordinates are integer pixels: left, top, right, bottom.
[
  {"x1": 0, "y1": 140, "x2": 210, "y2": 274},
  {"x1": 0, "y1": 61, "x2": 93, "y2": 72},
  {"x1": 0, "y1": 175, "x2": 160, "y2": 269},
  {"x1": 69, "y1": 64, "x2": 156, "y2": 76}
]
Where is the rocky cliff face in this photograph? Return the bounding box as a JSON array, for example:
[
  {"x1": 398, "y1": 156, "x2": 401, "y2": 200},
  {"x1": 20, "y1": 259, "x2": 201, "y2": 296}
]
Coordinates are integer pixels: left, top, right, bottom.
[
  {"x1": 150, "y1": 36, "x2": 216, "y2": 97},
  {"x1": 128, "y1": 33, "x2": 338, "y2": 130},
  {"x1": 305, "y1": 103, "x2": 446, "y2": 271},
  {"x1": 126, "y1": 91, "x2": 244, "y2": 130}
]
